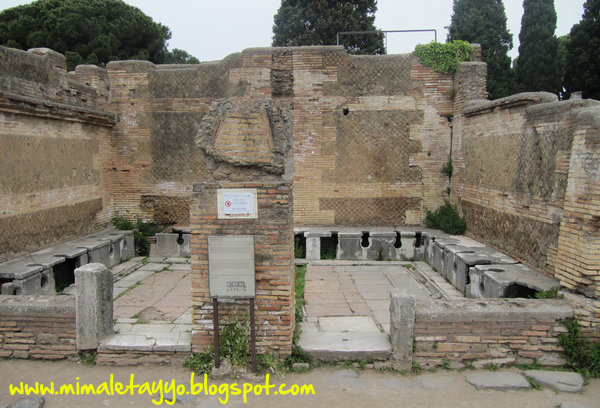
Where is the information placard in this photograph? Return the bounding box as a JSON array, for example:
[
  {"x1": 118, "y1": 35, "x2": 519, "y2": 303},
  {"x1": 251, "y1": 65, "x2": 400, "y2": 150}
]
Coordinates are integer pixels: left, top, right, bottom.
[
  {"x1": 208, "y1": 235, "x2": 255, "y2": 298},
  {"x1": 217, "y1": 189, "x2": 258, "y2": 219}
]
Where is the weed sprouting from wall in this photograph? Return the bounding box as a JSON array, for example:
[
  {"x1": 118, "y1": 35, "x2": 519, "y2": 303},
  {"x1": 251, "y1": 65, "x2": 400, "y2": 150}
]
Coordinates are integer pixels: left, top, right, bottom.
[{"x1": 441, "y1": 158, "x2": 454, "y2": 179}]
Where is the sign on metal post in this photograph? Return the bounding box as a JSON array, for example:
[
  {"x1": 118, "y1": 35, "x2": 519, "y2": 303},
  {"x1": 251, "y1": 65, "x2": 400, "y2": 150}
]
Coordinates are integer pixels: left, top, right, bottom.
[{"x1": 208, "y1": 235, "x2": 255, "y2": 298}]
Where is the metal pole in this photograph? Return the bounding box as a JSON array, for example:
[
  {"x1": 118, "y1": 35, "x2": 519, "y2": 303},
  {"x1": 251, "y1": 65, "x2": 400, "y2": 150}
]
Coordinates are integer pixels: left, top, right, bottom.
[
  {"x1": 250, "y1": 297, "x2": 257, "y2": 372},
  {"x1": 213, "y1": 298, "x2": 220, "y2": 369},
  {"x1": 337, "y1": 29, "x2": 439, "y2": 50}
]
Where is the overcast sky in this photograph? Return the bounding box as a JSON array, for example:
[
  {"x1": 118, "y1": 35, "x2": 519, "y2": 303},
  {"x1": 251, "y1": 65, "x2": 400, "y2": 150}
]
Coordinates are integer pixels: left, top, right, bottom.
[{"x1": 0, "y1": 0, "x2": 586, "y2": 62}]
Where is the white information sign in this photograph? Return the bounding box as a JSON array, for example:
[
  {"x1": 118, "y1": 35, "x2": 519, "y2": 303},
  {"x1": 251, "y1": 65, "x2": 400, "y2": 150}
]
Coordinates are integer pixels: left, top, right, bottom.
[
  {"x1": 217, "y1": 189, "x2": 258, "y2": 219},
  {"x1": 208, "y1": 235, "x2": 255, "y2": 298}
]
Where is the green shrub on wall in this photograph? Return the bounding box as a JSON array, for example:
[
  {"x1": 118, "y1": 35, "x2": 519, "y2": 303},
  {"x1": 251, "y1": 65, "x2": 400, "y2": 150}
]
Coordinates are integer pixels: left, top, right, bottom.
[
  {"x1": 424, "y1": 200, "x2": 467, "y2": 235},
  {"x1": 112, "y1": 214, "x2": 162, "y2": 256},
  {"x1": 414, "y1": 41, "x2": 474, "y2": 74}
]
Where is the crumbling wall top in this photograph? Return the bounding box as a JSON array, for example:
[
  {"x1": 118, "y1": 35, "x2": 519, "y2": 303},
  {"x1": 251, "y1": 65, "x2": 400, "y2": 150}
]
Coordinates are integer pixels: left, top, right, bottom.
[{"x1": 464, "y1": 92, "x2": 558, "y2": 116}]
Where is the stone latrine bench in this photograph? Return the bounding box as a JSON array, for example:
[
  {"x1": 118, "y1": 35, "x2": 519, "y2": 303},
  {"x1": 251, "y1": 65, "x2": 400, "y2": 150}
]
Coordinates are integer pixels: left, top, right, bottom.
[
  {"x1": 426, "y1": 232, "x2": 559, "y2": 298},
  {"x1": 297, "y1": 227, "x2": 559, "y2": 299},
  {"x1": 295, "y1": 228, "x2": 428, "y2": 261},
  {"x1": 467, "y1": 263, "x2": 559, "y2": 298},
  {"x1": 0, "y1": 228, "x2": 134, "y2": 295},
  {"x1": 148, "y1": 225, "x2": 191, "y2": 258}
]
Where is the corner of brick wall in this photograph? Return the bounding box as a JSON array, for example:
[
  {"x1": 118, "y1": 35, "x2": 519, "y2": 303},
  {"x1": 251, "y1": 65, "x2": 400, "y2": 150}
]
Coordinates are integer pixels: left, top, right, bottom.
[{"x1": 554, "y1": 104, "x2": 600, "y2": 301}]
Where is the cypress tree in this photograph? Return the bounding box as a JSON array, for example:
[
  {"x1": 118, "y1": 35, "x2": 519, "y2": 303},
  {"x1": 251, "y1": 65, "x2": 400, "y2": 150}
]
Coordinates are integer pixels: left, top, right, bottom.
[
  {"x1": 564, "y1": 0, "x2": 600, "y2": 100},
  {"x1": 447, "y1": 0, "x2": 516, "y2": 99},
  {"x1": 516, "y1": 0, "x2": 561, "y2": 95}
]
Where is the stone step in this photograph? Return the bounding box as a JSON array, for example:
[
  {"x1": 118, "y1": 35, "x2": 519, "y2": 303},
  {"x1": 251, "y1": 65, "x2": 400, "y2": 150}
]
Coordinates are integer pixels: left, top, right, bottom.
[{"x1": 298, "y1": 331, "x2": 391, "y2": 362}]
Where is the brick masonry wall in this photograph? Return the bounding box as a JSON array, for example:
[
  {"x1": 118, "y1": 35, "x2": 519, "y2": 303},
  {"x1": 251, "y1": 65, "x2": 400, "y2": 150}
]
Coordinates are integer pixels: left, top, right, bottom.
[
  {"x1": 107, "y1": 60, "x2": 224, "y2": 225},
  {"x1": 96, "y1": 349, "x2": 188, "y2": 366},
  {"x1": 0, "y1": 46, "x2": 115, "y2": 261},
  {"x1": 554, "y1": 105, "x2": 600, "y2": 301},
  {"x1": 413, "y1": 299, "x2": 573, "y2": 368},
  {"x1": 293, "y1": 48, "x2": 454, "y2": 227},
  {"x1": 453, "y1": 93, "x2": 599, "y2": 278},
  {"x1": 107, "y1": 47, "x2": 456, "y2": 228},
  {"x1": 0, "y1": 295, "x2": 78, "y2": 360},
  {"x1": 190, "y1": 181, "x2": 294, "y2": 357}
]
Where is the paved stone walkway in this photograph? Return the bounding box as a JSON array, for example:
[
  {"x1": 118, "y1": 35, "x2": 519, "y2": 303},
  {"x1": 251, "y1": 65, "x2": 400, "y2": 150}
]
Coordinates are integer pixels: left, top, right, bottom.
[
  {"x1": 104, "y1": 257, "x2": 193, "y2": 352},
  {"x1": 299, "y1": 261, "x2": 450, "y2": 360}
]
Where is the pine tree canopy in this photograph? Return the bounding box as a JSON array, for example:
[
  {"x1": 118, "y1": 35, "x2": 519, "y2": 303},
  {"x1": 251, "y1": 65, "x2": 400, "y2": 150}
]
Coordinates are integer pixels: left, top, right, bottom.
[{"x1": 0, "y1": 0, "x2": 199, "y2": 70}]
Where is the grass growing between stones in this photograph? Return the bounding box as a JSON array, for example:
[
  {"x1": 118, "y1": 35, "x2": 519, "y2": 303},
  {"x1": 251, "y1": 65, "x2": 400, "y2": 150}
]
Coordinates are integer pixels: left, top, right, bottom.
[
  {"x1": 559, "y1": 317, "x2": 600, "y2": 379},
  {"x1": 79, "y1": 350, "x2": 97, "y2": 366},
  {"x1": 534, "y1": 287, "x2": 564, "y2": 299},
  {"x1": 525, "y1": 376, "x2": 543, "y2": 390},
  {"x1": 295, "y1": 264, "x2": 307, "y2": 327}
]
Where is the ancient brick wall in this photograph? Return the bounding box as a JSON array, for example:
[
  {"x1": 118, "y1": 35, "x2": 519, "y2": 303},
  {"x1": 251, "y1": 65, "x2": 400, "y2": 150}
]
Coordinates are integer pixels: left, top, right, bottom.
[
  {"x1": 451, "y1": 72, "x2": 600, "y2": 332},
  {"x1": 107, "y1": 47, "x2": 455, "y2": 228},
  {"x1": 291, "y1": 49, "x2": 454, "y2": 226},
  {"x1": 452, "y1": 89, "x2": 599, "y2": 278},
  {"x1": 0, "y1": 47, "x2": 116, "y2": 262},
  {"x1": 554, "y1": 105, "x2": 600, "y2": 302},
  {"x1": 413, "y1": 298, "x2": 572, "y2": 368},
  {"x1": 0, "y1": 295, "x2": 78, "y2": 360},
  {"x1": 106, "y1": 57, "x2": 249, "y2": 226}
]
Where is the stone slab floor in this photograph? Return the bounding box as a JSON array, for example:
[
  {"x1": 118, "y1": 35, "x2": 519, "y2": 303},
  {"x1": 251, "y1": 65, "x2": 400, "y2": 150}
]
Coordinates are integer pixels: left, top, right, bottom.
[
  {"x1": 299, "y1": 261, "x2": 442, "y2": 361},
  {"x1": 105, "y1": 259, "x2": 450, "y2": 356},
  {"x1": 106, "y1": 257, "x2": 193, "y2": 352}
]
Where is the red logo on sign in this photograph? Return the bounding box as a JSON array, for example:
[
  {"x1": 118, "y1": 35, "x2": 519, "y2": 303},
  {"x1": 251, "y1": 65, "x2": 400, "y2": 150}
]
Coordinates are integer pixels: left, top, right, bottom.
[{"x1": 225, "y1": 200, "x2": 232, "y2": 207}]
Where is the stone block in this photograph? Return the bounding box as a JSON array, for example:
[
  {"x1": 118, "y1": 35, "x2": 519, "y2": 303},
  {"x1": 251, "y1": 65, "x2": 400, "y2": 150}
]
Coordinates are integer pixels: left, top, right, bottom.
[
  {"x1": 430, "y1": 237, "x2": 459, "y2": 276},
  {"x1": 368, "y1": 231, "x2": 396, "y2": 260},
  {"x1": 461, "y1": 249, "x2": 518, "y2": 298},
  {"x1": 298, "y1": 332, "x2": 391, "y2": 362},
  {"x1": 86, "y1": 242, "x2": 112, "y2": 266},
  {"x1": 75, "y1": 263, "x2": 113, "y2": 350},
  {"x1": 396, "y1": 231, "x2": 416, "y2": 260},
  {"x1": 149, "y1": 233, "x2": 191, "y2": 258},
  {"x1": 39, "y1": 267, "x2": 56, "y2": 295},
  {"x1": 523, "y1": 370, "x2": 583, "y2": 393},
  {"x1": 9, "y1": 273, "x2": 43, "y2": 295},
  {"x1": 464, "y1": 372, "x2": 531, "y2": 390},
  {"x1": 304, "y1": 231, "x2": 331, "y2": 261},
  {"x1": 442, "y1": 245, "x2": 476, "y2": 293},
  {"x1": 390, "y1": 289, "x2": 416, "y2": 370},
  {"x1": 1, "y1": 282, "x2": 16, "y2": 295},
  {"x1": 337, "y1": 232, "x2": 362, "y2": 260}
]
